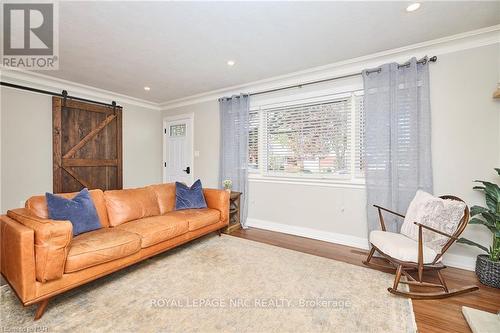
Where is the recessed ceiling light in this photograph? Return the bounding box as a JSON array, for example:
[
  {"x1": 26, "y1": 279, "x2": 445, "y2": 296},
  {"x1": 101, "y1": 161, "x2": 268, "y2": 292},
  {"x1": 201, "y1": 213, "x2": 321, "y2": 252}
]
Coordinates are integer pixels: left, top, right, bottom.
[
  {"x1": 144, "y1": 86, "x2": 151, "y2": 91},
  {"x1": 406, "y1": 3, "x2": 421, "y2": 12},
  {"x1": 227, "y1": 60, "x2": 235, "y2": 66}
]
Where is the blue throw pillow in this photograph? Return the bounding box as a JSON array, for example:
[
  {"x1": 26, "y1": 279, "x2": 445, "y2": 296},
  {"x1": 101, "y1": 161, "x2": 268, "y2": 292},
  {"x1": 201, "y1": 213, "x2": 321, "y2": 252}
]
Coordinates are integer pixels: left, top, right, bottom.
[
  {"x1": 175, "y1": 179, "x2": 207, "y2": 210},
  {"x1": 46, "y1": 188, "x2": 102, "y2": 236}
]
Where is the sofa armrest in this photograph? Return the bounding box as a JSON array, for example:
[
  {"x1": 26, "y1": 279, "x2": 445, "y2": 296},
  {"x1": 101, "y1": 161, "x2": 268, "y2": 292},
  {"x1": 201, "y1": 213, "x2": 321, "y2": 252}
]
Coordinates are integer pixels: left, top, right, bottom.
[
  {"x1": 0, "y1": 215, "x2": 36, "y2": 302},
  {"x1": 203, "y1": 189, "x2": 230, "y2": 225},
  {"x1": 7, "y1": 208, "x2": 72, "y2": 283}
]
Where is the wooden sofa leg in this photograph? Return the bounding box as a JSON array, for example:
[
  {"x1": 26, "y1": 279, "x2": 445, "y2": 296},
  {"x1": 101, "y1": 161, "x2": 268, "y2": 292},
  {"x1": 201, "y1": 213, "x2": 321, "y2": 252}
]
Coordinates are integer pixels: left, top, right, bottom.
[
  {"x1": 217, "y1": 228, "x2": 222, "y2": 236},
  {"x1": 34, "y1": 298, "x2": 50, "y2": 320}
]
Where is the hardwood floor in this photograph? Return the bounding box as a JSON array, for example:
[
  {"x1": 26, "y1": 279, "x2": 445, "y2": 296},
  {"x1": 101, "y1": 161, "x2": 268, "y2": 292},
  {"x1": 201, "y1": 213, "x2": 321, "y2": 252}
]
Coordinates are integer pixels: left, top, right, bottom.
[{"x1": 230, "y1": 227, "x2": 500, "y2": 333}]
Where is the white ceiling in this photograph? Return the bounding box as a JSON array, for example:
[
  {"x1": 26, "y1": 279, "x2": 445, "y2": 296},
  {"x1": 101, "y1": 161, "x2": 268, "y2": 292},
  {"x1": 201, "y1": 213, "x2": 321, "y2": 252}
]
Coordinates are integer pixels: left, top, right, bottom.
[{"x1": 39, "y1": 1, "x2": 500, "y2": 103}]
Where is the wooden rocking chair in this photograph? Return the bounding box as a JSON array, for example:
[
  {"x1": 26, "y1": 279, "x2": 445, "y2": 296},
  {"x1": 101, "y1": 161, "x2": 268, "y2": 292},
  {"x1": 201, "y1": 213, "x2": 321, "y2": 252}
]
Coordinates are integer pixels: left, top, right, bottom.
[{"x1": 363, "y1": 195, "x2": 479, "y2": 299}]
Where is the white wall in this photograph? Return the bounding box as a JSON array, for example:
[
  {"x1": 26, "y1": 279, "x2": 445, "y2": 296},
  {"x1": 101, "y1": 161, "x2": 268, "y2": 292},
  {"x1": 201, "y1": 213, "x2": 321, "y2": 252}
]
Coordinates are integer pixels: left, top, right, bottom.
[
  {"x1": 121, "y1": 102, "x2": 163, "y2": 188},
  {"x1": 163, "y1": 43, "x2": 500, "y2": 270},
  {"x1": 430, "y1": 44, "x2": 499, "y2": 262},
  {"x1": 0, "y1": 87, "x2": 162, "y2": 212}
]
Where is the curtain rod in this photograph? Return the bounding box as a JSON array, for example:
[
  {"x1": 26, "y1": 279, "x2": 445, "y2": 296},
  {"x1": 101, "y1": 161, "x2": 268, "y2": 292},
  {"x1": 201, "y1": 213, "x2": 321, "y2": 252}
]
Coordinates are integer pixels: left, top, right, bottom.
[
  {"x1": 0, "y1": 81, "x2": 121, "y2": 108},
  {"x1": 248, "y1": 56, "x2": 437, "y2": 97}
]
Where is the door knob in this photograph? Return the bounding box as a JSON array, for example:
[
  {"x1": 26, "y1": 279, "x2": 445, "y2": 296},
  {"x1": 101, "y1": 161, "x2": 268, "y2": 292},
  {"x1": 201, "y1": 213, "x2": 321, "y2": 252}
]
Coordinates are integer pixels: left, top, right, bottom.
[{"x1": 183, "y1": 166, "x2": 191, "y2": 174}]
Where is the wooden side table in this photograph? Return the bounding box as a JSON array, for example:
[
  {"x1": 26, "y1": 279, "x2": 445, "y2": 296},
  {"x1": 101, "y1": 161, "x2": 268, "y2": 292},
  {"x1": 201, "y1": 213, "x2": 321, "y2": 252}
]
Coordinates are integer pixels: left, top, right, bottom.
[{"x1": 223, "y1": 191, "x2": 242, "y2": 234}]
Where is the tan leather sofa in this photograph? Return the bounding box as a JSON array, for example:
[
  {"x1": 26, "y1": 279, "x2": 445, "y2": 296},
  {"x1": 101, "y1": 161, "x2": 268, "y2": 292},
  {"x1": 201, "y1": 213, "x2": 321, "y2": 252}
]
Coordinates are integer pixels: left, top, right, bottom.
[{"x1": 0, "y1": 183, "x2": 229, "y2": 320}]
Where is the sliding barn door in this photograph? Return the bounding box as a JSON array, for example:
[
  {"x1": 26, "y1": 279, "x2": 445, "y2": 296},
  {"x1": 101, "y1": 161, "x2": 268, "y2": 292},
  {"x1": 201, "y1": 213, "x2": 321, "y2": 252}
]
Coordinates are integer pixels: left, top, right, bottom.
[{"x1": 53, "y1": 97, "x2": 123, "y2": 193}]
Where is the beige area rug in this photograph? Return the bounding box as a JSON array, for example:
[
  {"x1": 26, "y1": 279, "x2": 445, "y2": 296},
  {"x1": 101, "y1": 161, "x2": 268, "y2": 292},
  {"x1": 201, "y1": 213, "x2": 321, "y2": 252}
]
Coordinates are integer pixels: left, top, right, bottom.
[{"x1": 1, "y1": 235, "x2": 416, "y2": 333}]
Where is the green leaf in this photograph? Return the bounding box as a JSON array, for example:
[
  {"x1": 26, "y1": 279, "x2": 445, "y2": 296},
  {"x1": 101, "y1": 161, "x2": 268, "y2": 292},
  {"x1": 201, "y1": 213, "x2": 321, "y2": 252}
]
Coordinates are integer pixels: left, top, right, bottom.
[
  {"x1": 464, "y1": 169, "x2": 500, "y2": 258},
  {"x1": 457, "y1": 238, "x2": 489, "y2": 253},
  {"x1": 470, "y1": 205, "x2": 489, "y2": 216},
  {"x1": 480, "y1": 212, "x2": 497, "y2": 225},
  {"x1": 474, "y1": 181, "x2": 500, "y2": 212},
  {"x1": 469, "y1": 218, "x2": 496, "y2": 233},
  {"x1": 484, "y1": 181, "x2": 500, "y2": 198},
  {"x1": 475, "y1": 180, "x2": 499, "y2": 188}
]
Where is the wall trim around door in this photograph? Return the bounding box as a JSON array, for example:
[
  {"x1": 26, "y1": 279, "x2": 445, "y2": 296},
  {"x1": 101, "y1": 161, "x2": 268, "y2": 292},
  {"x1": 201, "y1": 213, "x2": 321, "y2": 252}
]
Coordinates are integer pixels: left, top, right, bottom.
[
  {"x1": 163, "y1": 113, "x2": 195, "y2": 184},
  {"x1": 246, "y1": 218, "x2": 476, "y2": 271}
]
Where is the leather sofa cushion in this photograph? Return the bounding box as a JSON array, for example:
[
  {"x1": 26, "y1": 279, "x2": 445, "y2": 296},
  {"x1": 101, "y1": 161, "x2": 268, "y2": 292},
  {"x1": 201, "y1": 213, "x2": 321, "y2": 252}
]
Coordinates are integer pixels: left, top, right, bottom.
[
  {"x1": 116, "y1": 216, "x2": 188, "y2": 248},
  {"x1": 25, "y1": 189, "x2": 110, "y2": 227},
  {"x1": 165, "y1": 208, "x2": 220, "y2": 231},
  {"x1": 104, "y1": 188, "x2": 160, "y2": 226},
  {"x1": 65, "y1": 229, "x2": 141, "y2": 273},
  {"x1": 148, "y1": 183, "x2": 176, "y2": 215}
]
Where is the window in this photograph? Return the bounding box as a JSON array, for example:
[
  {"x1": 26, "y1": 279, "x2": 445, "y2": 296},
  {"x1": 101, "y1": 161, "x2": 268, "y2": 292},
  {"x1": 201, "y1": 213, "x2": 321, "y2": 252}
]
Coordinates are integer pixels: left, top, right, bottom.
[
  {"x1": 169, "y1": 124, "x2": 186, "y2": 137},
  {"x1": 248, "y1": 91, "x2": 365, "y2": 181}
]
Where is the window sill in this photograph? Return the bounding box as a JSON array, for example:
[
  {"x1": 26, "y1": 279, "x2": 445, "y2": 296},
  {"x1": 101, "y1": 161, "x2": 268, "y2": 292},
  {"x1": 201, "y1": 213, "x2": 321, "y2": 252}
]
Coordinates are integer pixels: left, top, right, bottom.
[{"x1": 248, "y1": 174, "x2": 366, "y2": 189}]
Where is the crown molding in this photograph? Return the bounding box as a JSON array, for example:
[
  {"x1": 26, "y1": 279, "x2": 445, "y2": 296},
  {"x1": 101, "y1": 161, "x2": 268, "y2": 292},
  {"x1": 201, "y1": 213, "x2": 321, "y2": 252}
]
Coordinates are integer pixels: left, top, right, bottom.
[
  {"x1": 0, "y1": 68, "x2": 161, "y2": 111},
  {"x1": 160, "y1": 24, "x2": 500, "y2": 111}
]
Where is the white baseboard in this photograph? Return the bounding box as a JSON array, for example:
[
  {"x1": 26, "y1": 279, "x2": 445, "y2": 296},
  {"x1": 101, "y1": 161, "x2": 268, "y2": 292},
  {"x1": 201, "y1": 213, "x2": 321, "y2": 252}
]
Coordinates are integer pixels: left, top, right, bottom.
[
  {"x1": 246, "y1": 218, "x2": 370, "y2": 250},
  {"x1": 246, "y1": 218, "x2": 475, "y2": 271}
]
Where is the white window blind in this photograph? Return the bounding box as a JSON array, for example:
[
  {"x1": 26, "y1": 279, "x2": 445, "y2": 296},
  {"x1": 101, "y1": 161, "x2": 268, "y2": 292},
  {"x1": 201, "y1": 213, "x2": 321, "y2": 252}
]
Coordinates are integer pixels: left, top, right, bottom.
[
  {"x1": 248, "y1": 110, "x2": 259, "y2": 171},
  {"x1": 249, "y1": 91, "x2": 365, "y2": 181},
  {"x1": 354, "y1": 94, "x2": 365, "y2": 178}
]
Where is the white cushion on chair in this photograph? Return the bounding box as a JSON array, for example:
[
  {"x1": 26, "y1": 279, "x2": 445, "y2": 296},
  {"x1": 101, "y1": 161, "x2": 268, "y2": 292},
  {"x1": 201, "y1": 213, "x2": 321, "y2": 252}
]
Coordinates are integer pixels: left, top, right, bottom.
[
  {"x1": 400, "y1": 190, "x2": 465, "y2": 253},
  {"x1": 369, "y1": 230, "x2": 441, "y2": 264}
]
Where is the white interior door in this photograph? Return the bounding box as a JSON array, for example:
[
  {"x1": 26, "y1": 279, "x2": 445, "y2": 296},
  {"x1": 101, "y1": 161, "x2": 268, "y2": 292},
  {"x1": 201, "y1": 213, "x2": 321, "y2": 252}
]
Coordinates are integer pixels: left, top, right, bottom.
[{"x1": 163, "y1": 115, "x2": 193, "y2": 185}]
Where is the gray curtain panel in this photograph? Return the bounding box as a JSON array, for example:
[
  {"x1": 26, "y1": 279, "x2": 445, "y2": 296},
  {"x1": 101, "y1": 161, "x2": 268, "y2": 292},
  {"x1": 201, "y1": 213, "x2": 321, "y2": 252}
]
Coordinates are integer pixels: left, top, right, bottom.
[
  {"x1": 219, "y1": 94, "x2": 250, "y2": 228},
  {"x1": 362, "y1": 57, "x2": 433, "y2": 235}
]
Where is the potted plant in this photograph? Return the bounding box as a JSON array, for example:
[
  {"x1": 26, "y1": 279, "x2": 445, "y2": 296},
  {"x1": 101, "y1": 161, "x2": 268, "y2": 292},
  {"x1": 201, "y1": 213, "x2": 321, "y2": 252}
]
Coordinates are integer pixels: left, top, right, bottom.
[
  {"x1": 222, "y1": 179, "x2": 233, "y2": 192},
  {"x1": 457, "y1": 168, "x2": 500, "y2": 288}
]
